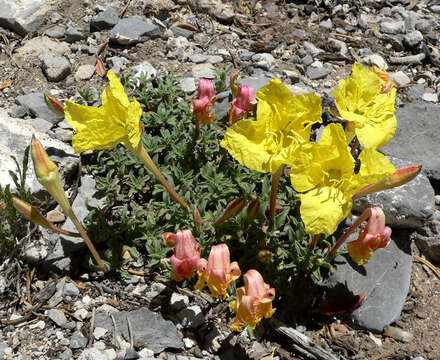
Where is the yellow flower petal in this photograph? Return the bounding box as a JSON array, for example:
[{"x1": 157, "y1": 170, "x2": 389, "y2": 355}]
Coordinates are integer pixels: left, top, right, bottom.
[{"x1": 299, "y1": 187, "x2": 352, "y2": 235}]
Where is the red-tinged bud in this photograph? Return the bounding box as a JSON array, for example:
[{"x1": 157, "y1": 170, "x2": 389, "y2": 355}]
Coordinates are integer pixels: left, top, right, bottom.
[
  {"x1": 244, "y1": 198, "x2": 260, "y2": 229},
  {"x1": 230, "y1": 71, "x2": 239, "y2": 99},
  {"x1": 212, "y1": 197, "x2": 247, "y2": 227},
  {"x1": 228, "y1": 85, "x2": 256, "y2": 126},
  {"x1": 257, "y1": 249, "x2": 273, "y2": 263},
  {"x1": 44, "y1": 93, "x2": 65, "y2": 116},
  {"x1": 193, "y1": 79, "x2": 216, "y2": 125},
  {"x1": 193, "y1": 206, "x2": 202, "y2": 233},
  {"x1": 162, "y1": 232, "x2": 177, "y2": 247},
  {"x1": 353, "y1": 165, "x2": 422, "y2": 199}
]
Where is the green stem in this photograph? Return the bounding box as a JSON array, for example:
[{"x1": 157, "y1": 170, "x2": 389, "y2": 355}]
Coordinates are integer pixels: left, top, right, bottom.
[
  {"x1": 269, "y1": 165, "x2": 285, "y2": 231},
  {"x1": 131, "y1": 143, "x2": 189, "y2": 212},
  {"x1": 194, "y1": 117, "x2": 200, "y2": 143}
]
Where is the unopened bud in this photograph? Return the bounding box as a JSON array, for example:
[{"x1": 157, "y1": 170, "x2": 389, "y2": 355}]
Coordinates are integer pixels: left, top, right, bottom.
[
  {"x1": 162, "y1": 232, "x2": 177, "y2": 247},
  {"x1": 44, "y1": 93, "x2": 65, "y2": 116},
  {"x1": 258, "y1": 249, "x2": 273, "y2": 263},
  {"x1": 244, "y1": 198, "x2": 260, "y2": 229},
  {"x1": 193, "y1": 206, "x2": 202, "y2": 233},
  {"x1": 353, "y1": 165, "x2": 422, "y2": 199},
  {"x1": 212, "y1": 197, "x2": 246, "y2": 227},
  {"x1": 230, "y1": 71, "x2": 239, "y2": 99}
]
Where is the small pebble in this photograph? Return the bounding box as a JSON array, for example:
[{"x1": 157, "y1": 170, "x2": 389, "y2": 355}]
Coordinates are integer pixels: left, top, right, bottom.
[{"x1": 383, "y1": 325, "x2": 413, "y2": 343}]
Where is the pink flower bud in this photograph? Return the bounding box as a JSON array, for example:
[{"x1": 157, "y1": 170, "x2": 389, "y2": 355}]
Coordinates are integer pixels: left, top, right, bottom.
[
  {"x1": 44, "y1": 93, "x2": 65, "y2": 116},
  {"x1": 170, "y1": 230, "x2": 201, "y2": 281},
  {"x1": 195, "y1": 243, "x2": 241, "y2": 299},
  {"x1": 228, "y1": 85, "x2": 256, "y2": 126},
  {"x1": 244, "y1": 198, "x2": 260, "y2": 229},
  {"x1": 162, "y1": 232, "x2": 177, "y2": 247},
  {"x1": 230, "y1": 269, "x2": 276, "y2": 332},
  {"x1": 193, "y1": 79, "x2": 216, "y2": 125},
  {"x1": 347, "y1": 207, "x2": 392, "y2": 265}
]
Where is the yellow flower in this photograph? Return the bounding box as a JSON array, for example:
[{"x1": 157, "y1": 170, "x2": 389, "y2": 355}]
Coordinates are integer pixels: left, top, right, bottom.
[
  {"x1": 65, "y1": 71, "x2": 142, "y2": 153},
  {"x1": 332, "y1": 62, "x2": 397, "y2": 149},
  {"x1": 221, "y1": 78, "x2": 322, "y2": 174},
  {"x1": 230, "y1": 269, "x2": 275, "y2": 332},
  {"x1": 289, "y1": 123, "x2": 396, "y2": 235}
]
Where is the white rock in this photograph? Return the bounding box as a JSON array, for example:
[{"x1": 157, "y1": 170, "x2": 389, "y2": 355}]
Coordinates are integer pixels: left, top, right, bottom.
[
  {"x1": 74, "y1": 308, "x2": 89, "y2": 321},
  {"x1": 75, "y1": 64, "x2": 95, "y2": 81},
  {"x1": 82, "y1": 295, "x2": 93, "y2": 305},
  {"x1": 389, "y1": 71, "x2": 411, "y2": 87},
  {"x1": 104, "y1": 348, "x2": 117, "y2": 360},
  {"x1": 183, "y1": 337, "x2": 195, "y2": 349},
  {"x1": 170, "y1": 292, "x2": 189, "y2": 311},
  {"x1": 422, "y1": 93, "x2": 438, "y2": 103},
  {"x1": 93, "y1": 327, "x2": 108, "y2": 340},
  {"x1": 363, "y1": 54, "x2": 387, "y2": 70},
  {"x1": 138, "y1": 348, "x2": 155, "y2": 357},
  {"x1": 29, "y1": 320, "x2": 45, "y2": 329}
]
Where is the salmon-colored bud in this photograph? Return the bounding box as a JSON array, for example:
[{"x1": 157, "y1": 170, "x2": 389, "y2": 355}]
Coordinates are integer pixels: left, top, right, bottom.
[
  {"x1": 370, "y1": 66, "x2": 395, "y2": 93},
  {"x1": 162, "y1": 232, "x2": 177, "y2": 247},
  {"x1": 230, "y1": 269, "x2": 276, "y2": 332},
  {"x1": 230, "y1": 71, "x2": 239, "y2": 98},
  {"x1": 353, "y1": 165, "x2": 422, "y2": 199},
  {"x1": 347, "y1": 207, "x2": 392, "y2": 265},
  {"x1": 169, "y1": 230, "x2": 201, "y2": 281},
  {"x1": 244, "y1": 198, "x2": 260, "y2": 229},
  {"x1": 195, "y1": 243, "x2": 241, "y2": 299},
  {"x1": 257, "y1": 249, "x2": 272, "y2": 263},
  {"x1": 44, "y1": 93, "x2": 65, "y2": 116},
  {"x1": 31, "y1": 135, "x2": 58, "y2": 183},
  {"x1": 193, "y1": 206, "x2": 202, "y2": 233},
  {"x1": 228, "y1": 85, "x2": 256, "y2": 126},
  {"x1": 212, "y1": 197, "x2": 247, "y2": 227},
  {"x1": 193, "y1": 79, "x2": 216, "y2": 125}
]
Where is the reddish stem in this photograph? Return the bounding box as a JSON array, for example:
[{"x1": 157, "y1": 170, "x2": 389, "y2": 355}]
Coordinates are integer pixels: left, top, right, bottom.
[{"x1": 269, "y1": 165, "x2": 285, "y2": 231}]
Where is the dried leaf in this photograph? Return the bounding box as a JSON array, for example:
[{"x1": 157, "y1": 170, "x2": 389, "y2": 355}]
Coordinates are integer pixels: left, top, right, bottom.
[
  {"x1": 0, "y1": 80, "x2": 12, "y2": 90},
  {"x1": 96, "y1": 57, "x2": 106, "y2": 77},
  {"x1": 174, "y1": 22, "x2": 198, "y2": 32},
  {"x1": 313, "y1": 293, "x2": 367, "y2": 316}
]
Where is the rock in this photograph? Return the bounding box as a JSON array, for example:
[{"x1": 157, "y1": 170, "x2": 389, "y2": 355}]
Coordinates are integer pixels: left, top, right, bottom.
[
  {"x1": 306, "y1": 65, "x2": 331, "y2": 80},
  {"x1": 46, "y1": 209, "x2": 65, "y2": 223},
  {"x1": 0, "y1": 276, "x2": 6, "y2": 295},
  {"x1": 383, "y1": 34, "x2": 405, "y2": 52},
  {"x1": 74, "y1": 64, "x2": 95, "y2": 81},
  {"x1": 0, "y1": 109, "x2": 78, "y2": 195},
  {"x1": 94, "y1": 307, "x2": 183, "y2": 354},
  {"x1": 79, "y1": 348, "x2": 108, "y2": 360},
  {"x1": 44, "y1": 25, "x2": 65, "y2": 38},
  {"x1": 403, "y1": 30, "x2": 424, "y2": 47},
  {"x1": 412, "y1": 210, "x2": 440, "y2": 263},
  {"x1": 65, "y1": 26, "x2": 84, "y2": 43},
  {"x1": 90, "y1": 7, "x2": 119, "y2": 31},
  {"x1": 170, "y1": 25, "x2": 194, "y2": 39},
  {"x1": 93, "y1": 327, "x2": 108, "y2": 340},
  {"x1": 59, "y1": 348, "x2": 73, "y2": 360},
  {"x1": 319, "y1": 19, "x2": 333, "y2": 30},
  {"x1": 179, "y1": 77, "x2": 196, "y2": 93},
  {"x1": 211, "y1": 6, "x2": 235, "y2": 24},
  {"x1": 421, "y1": 92, "x2": 438, "y2": 103},
  {"x1": 321, "y1": 232, "x2": 412, "y2": 332},
  {"x1": 15, "y1": 36, "x2": 70, "y2": 59},
  {"x1": 353, "y1": 156, "x2": 435, "y2": 228},
  {"x1": 303, "y1": 41, "x2": 324, "y2": 56},
  {"x1": 389, "y1": 71, "x2": 411, "y2": 87},
  {"x1": 8, "y1": 105, "x2": 28, "y2": 118},
  {"x1": 362, "y1": 54, "x2": 387, "y2": 70},
  {"x1": 109, "y1": 18, "x2": 161, "y2": 45},
  {"x1": 358, "y1": 13, "x2": 369, "y2": 29},
  {"x1": 380, "y1": 21, "x2": 404, "y2": 34},
  {"x1": 70, "y1": 331, "x2": 89, "y2": 349},
  {"x1": 251, "y1": 53, "x2": 275, "y2": 71},
  {"x1": 47, "y1": 309, "x2": 68, "y2": 327},
  {"x1": 41, "y1": 54, "x2": 71, "y2": 82},
  {"x1": 382, "y1": 101, "x2": 440, "y2": 182},
  {"x1": 236, "y1": 49, "x2": 255, "y2": 61},
  {"x1": 407, "y1": 83, "x2": 425, "y2": 101},
  {"x1": 383, "y1": 326, "x2": 413, "y2": 342},
  {"x1": 170, "y1": 293, "x2": 189, "y2": 311},
  {"x1": 237, "y1": 75, "x2": 273, "y2": 92},
  {"x1": 32, "y1": 117, "x2": 53, "y2": 133},
  {"x1": 63, "y1": 282, "x2": 80, "y2": 297},
  {"x1": 23, "y1": 242, "x2": 48, "y2": 263},
  {"x1": 108, "y1": 56, "x2": 129, "y2": 74},
  {"x1": 177, "y1": 305, "x2": 205, "y2": 329},
  {"x1": 328, "y1": 38, "x2": 348, "y2": 57},
  {"x1": 301, "y1": 54, "x2": 314, "y2": 66},
  {"x1": 15, "y1": 93, "x2": 64, "y2": 124},
  {"x1": 74, "y1": 308, "x2": 89, "y2": 321},
  {"x1": 389, "y1": 53, "x2": 425, "y2": 65},
  {"x1": 0, "y1": 0, "x2": 50, "y2": 36},
  {"x1": 124, "y1": 348, "x2": 140, "y2": 359},
  {"x1": 131, "y1": 61, "x2": 157, "y2": 80},
  {"x1": 191, "y1": 63, "x2": 216, "y2": 79}
]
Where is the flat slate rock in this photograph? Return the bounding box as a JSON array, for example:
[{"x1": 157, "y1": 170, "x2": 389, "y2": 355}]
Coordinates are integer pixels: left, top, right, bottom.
[
  {"x1": 94, "y1": 307, "x2": 183, "y2": 354},
  {"x1": 109, "y1": 18, "x2": 161, "y2": 45},
  {"x1": 15, "y1": 93, "x2": 64, "y2": 124},
  {"x1": 353, "y1": 156, "x2": 435, "y2": 228},
  {"x1": 382, "y1": 101, "x2": 440, "y2": 182},
  {"x1": 0, "y1": 0, "x2": 50, "y2": 36},
  {"x1": 321, "y1": 231, "x2": 412, "y2": 333}
]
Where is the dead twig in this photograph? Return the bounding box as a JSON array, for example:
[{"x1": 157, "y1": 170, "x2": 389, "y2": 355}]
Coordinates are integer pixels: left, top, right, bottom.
[
  {"x1": 88, "y1": 308, "x2": 96, "y2": 348},
  {"x1": 414, "y1": 255, "x2": 440, "y2": 280}
]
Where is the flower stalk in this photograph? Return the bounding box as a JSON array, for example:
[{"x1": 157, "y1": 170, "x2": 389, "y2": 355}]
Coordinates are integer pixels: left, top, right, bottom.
[{"x1": 269, "y1": 165, "x2": 285, "y2": 230}]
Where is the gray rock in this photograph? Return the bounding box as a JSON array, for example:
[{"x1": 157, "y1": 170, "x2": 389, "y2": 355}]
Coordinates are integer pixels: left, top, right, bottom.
[
  {"x1": 382, "y1": 34, "x2": 405, "y2": 51},
  {"x1": 131, "y1": 61, "x2": 157, "y2": 80},
  {"x1": 124, "y1": 348, "x2": 140, "y2": 359},
  {"x1": 206, "y1": 55, "x2": 223, "y2": 64},
  {"x1": 41, "y1": 54, "x2": 71, "y2": 82},
  {"x1": 382, "y1": 101, "x2": 440, "y2": 182},
  {"x1": 421, "y1": 92, "x2": 438, "y2": 103},
  {"x1": 109, "y1": 18, "x2": 161, "y2": 45},
  {"x1": 403, "y1": 30, "x2": 424, "y2": 47},
  {"x1": 23, "y1": 242, "x2": 48, "y2": 263},
  {"x1": 301, "y1": 54, "x2": 314, "y2": 66},
  {"x1": 319, "y1": 19, "x2": 333, "y2": 30},
  {"x1": 177, "y1": 305, "x2": 205, "y2": 329},
  {"x1": 0, "y1": 0, "x2": 49, "y2": 36},
  {"x1": 328, "y1": 38, "x2": 348, "y2": 57},
  {"x1": 95, "y1": 307, "x2": 183, "y2": 354},
  {"x1": 65, "y1": 26, "x2": 84, "y2": 43},
  {"x1": 90, "y1": 7, "x2": 119, "y2": 31},
  {"x1": 404, "y1": 12, "x2": 417, "y2": 32},
  {"x1": 306, "y1": 65, "x2": 331, "y2": 80},
  {"x1": 412, "y1": 210, "x2": 440, "y2": 263},
  {"x1": 236, "y1": 49, "x2": 255, "y2": 61},
  {"x1": 358, "y1": 13, "x2": 369, "y2": 29},
  {"x1": 170, "y1": 26, "x2": 193, "y2": 39},
  {"x1": 70, "y1": 331, "x2": 88, "y2": 349},
  {"x1": 59, "y1": 348, "x2": 73, "y2": 360},
  {"x1": 389, "y1": 53, "x2": 425, "y2": 65},
  {"x1": 53, "y1": 128, "x2": 73, "y2": 142},
  {"x1": 191, "y1": 63, "x2": 216, "y2": 79},
  {"x1": 407, "y1": 83, "x2": 425, "y2": 101},
  {"x1": 0, "y1": 109, "x2": 77, "y2": 195},
  {"x1": 74, "y1": 64, "x2": 95, "y2": 81},
  {"x1": 15, "y1": 93, "x2": 63, "y2": 124},
  {"x1": 47, "y1": 309, "x2": 68, "y2": 327},
  {"x1": 381, "y1": 21, "x2": 404, "y2": 34},
  {"x1": 108, "y1": 56, "x2": 129, "y2": 74},
  {"x1": 0, "y1": 276, "x2": 6, "y2": 295},
  {"x1": 303, "y1": 41, "x2": 324, "y2": 56},
  {"x1": 44, "y1": 25, "x2": 65, "y2": 38},
  {"x1": 416, "y1": 19, "x2": 432, "y2": 33},
  {"x1": 179, "y1": 77, "x2": 196, "y2": 93},
  {"x1": 237, "y1": 75, "x2": 273, "y2": 92},
  {"x1": 389, "y1": 71, "x2": 411, "y2": 87},
  {"x1": 32, "y1": 117, "x2": 53, "y2": 133},
  {"x1": 63, "y1": 282, "x2": 80, "y2": 297},
  {"x1": 292, "y1": 29, "x2": 308, "y2": 40},
  {"x1": 8, "y1": 105, "x2": 29, "y2": 118},
  {"x1": 321, "y1": 232, "x2": 412, "y2": 332},
  {"x1": 15, "y1": 36, "x2": 70, "y2": 58},
  {"x1": 251, "y1": 53, "x2": 275, "y2": 71},
  {"x1": 189, "y1": 54, "x2": 208, "y2": 64},
  {"x1": 353, "y1": 156, "x2": 435, "y2": 228},
  {"x1": 211, "y1": 6, "x2": 234, "y2": 24}
]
